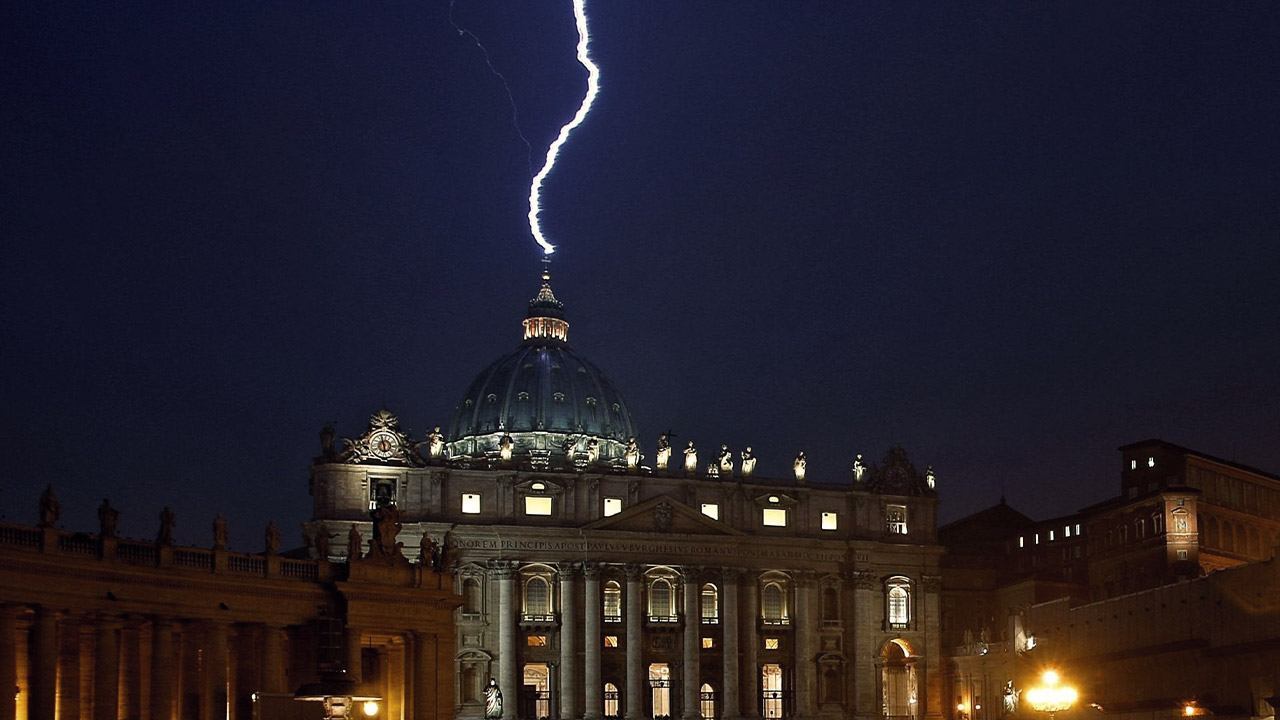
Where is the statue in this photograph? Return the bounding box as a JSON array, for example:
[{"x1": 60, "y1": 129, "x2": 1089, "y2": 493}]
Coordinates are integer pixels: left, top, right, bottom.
[
  {"x1": 852, "y1": 453, "x2": 866, "y2": 483},
  {"x1": 320, "y1": 423, "x2": 337, "y2": 460},
  {"x1": 718, "y1": 444, "x2": 734, "y2": 477},
  {"x1": 1002, "y1": 680, "x2": 1020, "y2": 716},
  {"x1": 793, "y1": 452, "x2": 807, "y2": 483},
  {"x1": 347, "y1": 524, "x2": 363, "y2": 561},
  {"x1": 484, "y1": 678, "x2": 503, "y2": 719},
  {"x1": 38, "y1": 485, "x2": 60, "y2": 528},
  {"x1": 212, "y1": 515, "x2": 228, "y2": 550},
  {"x1": 427, "y1": 426, "x2": 446, "y2": 460},
  {"x1": 499, "y1": 433, "x2": 514, "y2": 462},
  {"x1": 655, "y1": 433, "x2": 671, "y2": 470},
  {"x1": 97, "y1": 499, "x2": 119, "y2": 539},
  {"x1": 265, "y1": 521, "x2": 281, "y2": 555},
  {"x1": 369, "y1": 503, "x2": 403, "y2": 558},
  {"x1": 314, "y1": 526, "x2": 332, "y2": 560},
  {"x1": 683, "y1": 440, "x2": 698, "y2": 474},
  {"x1": 157, "y1": 507, "x2": 176, "y2": 547},
  {"x1": 740, "y1": 447, "x2": 757, "y2": 477},
  {"x1": 586, "y1": 437, "x2": 600, "y2": 464},
  {"x1": 925, "y1": 465, "x2": 936, "y2": 490},
  {"x1": 624, "y1": 437, "x2": 641, "y2": 470},
  {"x1": 420, "y1": 533, "x2": 441, "y2": 570}
]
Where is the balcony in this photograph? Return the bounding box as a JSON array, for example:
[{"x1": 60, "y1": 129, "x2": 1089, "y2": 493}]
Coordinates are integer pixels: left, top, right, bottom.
[{"x1": 520, "y1": 612, "x2": 560, "y2": 628}]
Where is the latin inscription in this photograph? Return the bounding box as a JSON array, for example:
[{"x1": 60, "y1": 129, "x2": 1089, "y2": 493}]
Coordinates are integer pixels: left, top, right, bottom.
[{"x1": 451, "y1": 537, "x2": 844, "y2": 563}]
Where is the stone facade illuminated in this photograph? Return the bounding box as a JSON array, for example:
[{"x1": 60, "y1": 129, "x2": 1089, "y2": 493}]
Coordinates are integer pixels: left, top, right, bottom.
[{"x1": 306, "y1": 269, "x2": 946, "y2": 720}]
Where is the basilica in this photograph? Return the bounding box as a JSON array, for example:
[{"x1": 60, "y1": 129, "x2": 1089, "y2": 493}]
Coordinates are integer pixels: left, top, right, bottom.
[{"x1": 305, "y1": 266, "x2": 945, "y2": 720}]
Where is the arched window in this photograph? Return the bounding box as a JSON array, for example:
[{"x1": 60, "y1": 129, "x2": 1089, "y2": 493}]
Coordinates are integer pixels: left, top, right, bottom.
[
  {"x1": 886, "y1": 577, "x2": 911, "y2": 628},
  {"x1": 701, "y1": 584, "x2": 719, "y2": 623},
  {"x1": 649, "y1": 578, "x2": 675, "y2": 619},
  {"x1": 699, "y1": 683, "x2": 716, "y2": 720},
  {"x1": 761, "y1": 582, "x2": 787, "y2": 624},
  {"x1": 525, "y1": 576, "x2": 552, "y2": 618},
  {"x1": 603, "y1": 683, "x2": 620, "y2": 718},
  {"x1": 603, "y1": 580, "x2": 622, "y2": 622},
  {"x1": 821, "y1": 586, "x2": 839, "y2": 623},
  {"x1": 462, "y1": 577, "x2": 483, "y2": 614}
]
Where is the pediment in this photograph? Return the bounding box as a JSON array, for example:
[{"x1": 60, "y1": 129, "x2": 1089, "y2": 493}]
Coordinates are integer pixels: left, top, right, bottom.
[{"x1": 583, "y1": 495, "x2": 744, "y2": 536}]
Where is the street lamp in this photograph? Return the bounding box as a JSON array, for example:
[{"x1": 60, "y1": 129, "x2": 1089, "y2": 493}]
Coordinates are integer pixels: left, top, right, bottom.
[{"x1": 1026, "y1": 670, "x2": 1078, "y2": 720}]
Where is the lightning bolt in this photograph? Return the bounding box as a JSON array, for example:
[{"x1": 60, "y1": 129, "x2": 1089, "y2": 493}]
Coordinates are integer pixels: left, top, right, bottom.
[
  {"x1": 527, "y1": 0, "x2": 600, "y2": 256},
  {"x1": 449, "y1": 1, "x2": 534, "y2": 178}
]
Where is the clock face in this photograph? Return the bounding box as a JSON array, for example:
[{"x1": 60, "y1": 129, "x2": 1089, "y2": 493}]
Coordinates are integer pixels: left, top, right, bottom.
[{"x1": 369, "y1": 430, "x2": 399, "y2": 460}]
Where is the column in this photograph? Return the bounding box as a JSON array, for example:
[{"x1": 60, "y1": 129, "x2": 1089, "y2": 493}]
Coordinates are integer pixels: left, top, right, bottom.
[
  {"x1": 681, "y1": 575, "x2": 699, "y2": 720},
  {"x1": 720, "y1": 570, "x2": 739, "y2": 720},
  {"x1": 0, "y1": 606, "x2": 18, "y2": 720},
  {"x1": 94, "y1": 617, "x2": 121, "y2": 720},
  {"x1": 794, "y1": 576, "x2": 814, "y2": 720},
  {"x1": 58, "y1": 615, "x2": 81, "y2": 720},
  {"x1": 582, "y1": 564, "x2": 602, "y2": 720},
  {"x1": 623, "y1": 565, "x2": 643, "y2": 720},
  {"x1": 851, "y1": 572, "x2": 878, "y2": 720},
  {"x1": 150, "y1": 619, "x2": 175, "y2": 720},
  {"x1": 558, "y1": 564, "x2": 579, "y2": 720},
  {"x1": 922, "y1": 576, "x2": 944, "y2": 720},
  {"x1": 495, "y1": 562, "x2": 518, "y2": 720},
  {"x1": 201, "y1": 622, "x2": 228, "y2": 720},
  {"x1": 123, "y1": 620, "x2": 144, "y2": 720},
  {"x1": 346, "y1": 627, "x2": 363, "y2": 685},
  {"x1": 31, "y1": 607, "x2": 58, "y2": 720},
  {"x1": 413, "y1": 632, "x2": 439, "y2": 720},
  {"x1": 259, "y1": 625, "x2": 286, "y2": 695},
  {"x1": 741, "y1": 579, "x2": 758, "y2": 720}
]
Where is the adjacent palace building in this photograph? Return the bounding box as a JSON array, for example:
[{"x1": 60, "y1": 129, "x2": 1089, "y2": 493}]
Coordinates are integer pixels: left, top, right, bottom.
[{"x1": 305, "y1": 268, "x2": 946, "y2": 720}]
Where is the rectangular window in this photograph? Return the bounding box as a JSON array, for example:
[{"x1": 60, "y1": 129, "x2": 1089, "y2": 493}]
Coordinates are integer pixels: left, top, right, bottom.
[
  {"x1": 1048, "y1": 530, "x2": 1055, "y2": 541},
  {"x1": 461, "y1": 493, "x2": 481, "y2": 514},
  {"x1": 701, "y1": 637, "x2": 714, "y2": 649},
  {"x1": 1076, "y1": 523, "x2": 1082, "y2": 535},
  {"x1": 604, "y1": 635, "x2": 619, "y2": 648},
  {"x1": 1018, "y1": 536, "x2": 1025, "y2": 548},
  {"x1": 821, "y1": 512, "x2": 838, "y2": 531},
  {"x1": 527, "y1": 635, "x2": 548, "y2": 647},
  {"x1": 525, "y1": 496, "x2": 553, "y2": 516},
  {"x1": 763, "y1": 637, "x2": 780, "y2": 650},
  {"x1": 762, "y1": 508, "x2": 788, "y2": 527},
  {"x1": 885, "y1": 505, "x2": 908, "y2": 534},
  {"x1": 1034, "y1": 533, "x2": 1040, "y2": 545},
  {"x1": 1064, "y1": 525, "x2": 1071, "y2": 538},
  {"x1": 603, "y1": 497, "x2": 623, "y2": 517},
  {"x1": 701, "y1": 503, "x2": 719, "y2": 520},
  {"x1": 1177, "y1": 549, "x2": 1188, "y2": 560}
]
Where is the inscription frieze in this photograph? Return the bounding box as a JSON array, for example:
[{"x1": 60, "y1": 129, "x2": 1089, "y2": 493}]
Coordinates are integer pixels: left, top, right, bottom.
[{"x1": 452, "y1": 536, "x2": 844, "y2": 563}]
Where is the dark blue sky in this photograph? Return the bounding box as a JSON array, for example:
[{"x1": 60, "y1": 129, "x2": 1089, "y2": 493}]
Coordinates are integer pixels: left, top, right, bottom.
[{"x1": 3, "y1": 1, "x2": 1278, "y2": 549}]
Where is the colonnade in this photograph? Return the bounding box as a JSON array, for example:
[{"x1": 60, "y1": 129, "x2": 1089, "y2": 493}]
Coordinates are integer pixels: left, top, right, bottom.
[{"x1": 486, "y1": 563, "x2": 825, "y2": 720}]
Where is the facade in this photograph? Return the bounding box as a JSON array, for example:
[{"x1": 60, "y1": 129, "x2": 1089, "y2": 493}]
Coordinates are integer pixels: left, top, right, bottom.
[
  {"x1": 940, "y1": 442, "x2": 1280, "y2": 720},
  {"x1": 306, "y1": 268, "x2": 947, "y2": 720},
  {"x1": 0, "y1": 492, "x2": 458, "y2": 720}
]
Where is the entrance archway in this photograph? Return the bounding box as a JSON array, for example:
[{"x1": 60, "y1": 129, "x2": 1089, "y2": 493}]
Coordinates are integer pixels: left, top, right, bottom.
[{"x1": 880, "y1": 639, "x2": 918, "y2": 720}]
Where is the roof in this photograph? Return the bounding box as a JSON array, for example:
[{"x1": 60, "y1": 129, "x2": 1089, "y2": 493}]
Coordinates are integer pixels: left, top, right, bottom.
[{"x1": 1118, "y1": 438, "x2": 1280, "y2": 484}]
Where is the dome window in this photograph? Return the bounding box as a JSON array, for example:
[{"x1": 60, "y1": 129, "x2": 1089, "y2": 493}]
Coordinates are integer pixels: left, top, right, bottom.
[
  {"x1": 517, "y1": 392, "x2": 531, "y2": 401},
  {"x1": 531, "y1": 482, "x2": 546, "y2": 492},
  {"x1": 487, "y1": 394, "x2": 498, "y2": 404},
  {"x1": 553, "y1": 392, "x2": 566, "y2": 403},
  {"x1": 612, "y1": 403, "x2": 621, "y2": 412},
  {"x1": 586, "y1": 397, "x2": 598, "y2": 406},
  {"x1": 577, "y1": 366, "x2": 588, "y2": 374},
  {"x1": 464, "y1": 399, "x2": 473, "y2": 408}
]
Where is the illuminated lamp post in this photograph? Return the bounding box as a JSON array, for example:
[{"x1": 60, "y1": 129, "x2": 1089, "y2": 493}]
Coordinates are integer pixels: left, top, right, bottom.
[
  {"x1": 294, "y1": 620, "x2": 382, "y2": 720},
  {"x1": 1025, "y1": 670, "x2": 1078, "y2": 720}
]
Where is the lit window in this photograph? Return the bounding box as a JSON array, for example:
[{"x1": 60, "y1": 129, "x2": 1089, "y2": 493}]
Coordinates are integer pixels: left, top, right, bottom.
[
  {"x1": 1019, "y1": 536, "x2": 1025, "y2": 548},
  {"x1": 700, "y1": 584, "x2": 718, "y2": 622},
  {"x1": 649, "y1": 578, "x2": 676, "y2": 618},
  {"x1": 764, "y1": 638, "x2": 780, "y2": 650},
  {"x1": 603, "y1": 497, "x2": 623, "y2": 517},
  {"x1": 886, "y1": 577, "x2": 911, "y2": 628},
  {"x1": 768, "y1": 495, "x2": 780, "y2": 503},
  {"x1": 603, "y1": 581, "x2": 622, "y2": 621},
  {"x1": 821, "y1": 512, "x2": 838, "y2": 531},
  {"x1": 524, "y1": 576, "x2": 552, "y2": 616},
  {"x1": 604, "y1": 684, "x2": 619, "y2": 718},
  {"x1": 1076, "y1": 523, "x2": 1081, "y2": 535},
  {"x1": 1148, "y1": 456, "x2": 1156, "y2": 468},
  {"x1": 525, "y1": 496, "x2": 553, "y2": 516},
  {"x1": 701, "y1": 637, "x2": 714, "y2": 649},
  {"x1": 1048, "y1": 530, "x2": 1055, "y2": 541},
  {"x1": 1130, "y1": 459, "x2": 1137, "y2": 470},
  {"x1": 527, "y1": 635, "x2": 548, "y2": 647},
  {"x1": 885, "y1": 505, "x2": 908, "y2": 535},
  {"x1": 762, "y1": 508, "x2": 788, "y2": 527},
  {"x1": 1034, "y1": 533, "x2": 1040, "y2": 545},
  {"x1": 461, "y1": 493, "x2": 481, "y2": 514},
  {"x1": 761, "y1": 583, "x2": 787, "y2": 623},
  {"x1": 701, "y1": 503, "x2": 719, "y2": 520},
  {"x1": 531, "y1": 482, "x2": 546, "y2": 491},
  {"x1": 604, "y1": 635, "x2": 619, "y2": 648},
  {"x1": 1064, "y1": 525, "x2": 1071, "y2": 538}
]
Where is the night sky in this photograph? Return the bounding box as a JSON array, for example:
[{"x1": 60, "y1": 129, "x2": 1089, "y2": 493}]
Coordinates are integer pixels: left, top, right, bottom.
[{"x1": 3, "y1": 1, "x2": 1278, "y2": 550}]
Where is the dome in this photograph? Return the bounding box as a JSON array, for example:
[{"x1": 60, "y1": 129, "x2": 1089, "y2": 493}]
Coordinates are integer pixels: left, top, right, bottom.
[{"x1": 446, "y1": 264, "x2": 638, "y2": 468}]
